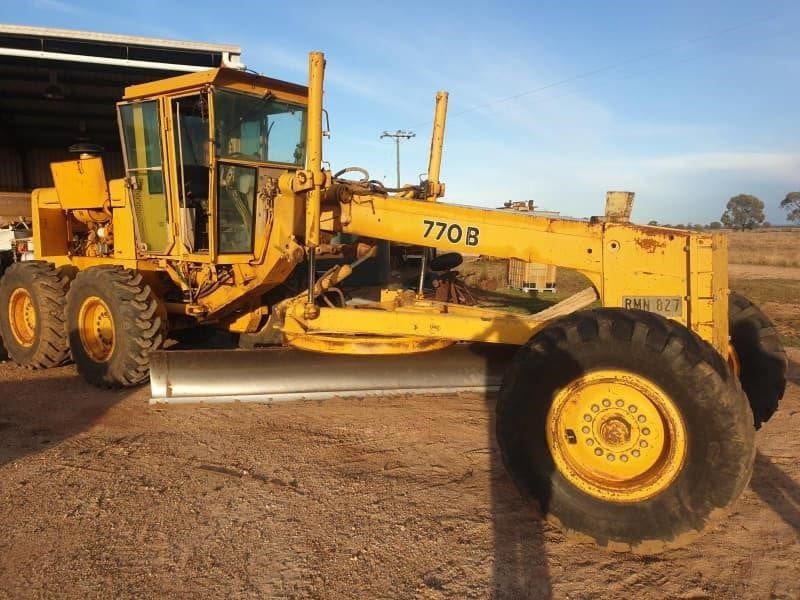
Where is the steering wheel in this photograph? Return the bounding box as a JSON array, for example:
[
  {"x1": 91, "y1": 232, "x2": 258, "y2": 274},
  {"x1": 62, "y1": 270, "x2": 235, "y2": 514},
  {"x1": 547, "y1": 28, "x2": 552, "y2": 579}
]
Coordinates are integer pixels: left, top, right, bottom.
[{"x1": 333, "y1": 167, "x2": 370, "y2": 183}]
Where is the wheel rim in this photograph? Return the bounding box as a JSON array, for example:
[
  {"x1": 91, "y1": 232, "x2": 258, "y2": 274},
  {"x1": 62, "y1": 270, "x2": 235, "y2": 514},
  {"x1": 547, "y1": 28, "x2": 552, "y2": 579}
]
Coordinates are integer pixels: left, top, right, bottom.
[
  {"x1": 78, "y1": 296, "x2": 115, "y2": 362},
  {"x1": 546, "y1": 369, "x2": 687, "y2": 503},
  {"x1": 8, "y1": 288, "x2": 36, "y2": 347}
]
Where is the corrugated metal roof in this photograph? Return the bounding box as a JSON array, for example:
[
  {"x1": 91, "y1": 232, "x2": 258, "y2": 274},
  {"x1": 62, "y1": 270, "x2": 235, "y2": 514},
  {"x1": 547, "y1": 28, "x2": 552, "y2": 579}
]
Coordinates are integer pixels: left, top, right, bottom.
[
  {"x1": 0, "y1": 23, "x2": 241, "y2": 54},
  {"x1": 0, "y1": 24, "x2": 244, "y2": 192},
  {"x1": 0, "y1": 23, "x2": 243, "y2": 70}
]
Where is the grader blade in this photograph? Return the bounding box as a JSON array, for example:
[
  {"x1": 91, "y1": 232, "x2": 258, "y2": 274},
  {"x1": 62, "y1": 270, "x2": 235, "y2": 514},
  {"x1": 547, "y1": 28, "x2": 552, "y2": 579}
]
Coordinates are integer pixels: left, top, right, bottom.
[{"x1": 149, "y1": 344, "x2": 517, "y2": 404}]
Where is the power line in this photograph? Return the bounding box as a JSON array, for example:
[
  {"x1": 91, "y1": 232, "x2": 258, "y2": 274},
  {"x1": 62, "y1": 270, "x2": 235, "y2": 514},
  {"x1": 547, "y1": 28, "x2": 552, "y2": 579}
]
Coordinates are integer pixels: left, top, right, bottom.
[
  {"x1": 413, "y1": 11, "x2": 784, "y2": 127},
  {"x1": 472, "y1": 25, "x2": 795, "y2": 121}
]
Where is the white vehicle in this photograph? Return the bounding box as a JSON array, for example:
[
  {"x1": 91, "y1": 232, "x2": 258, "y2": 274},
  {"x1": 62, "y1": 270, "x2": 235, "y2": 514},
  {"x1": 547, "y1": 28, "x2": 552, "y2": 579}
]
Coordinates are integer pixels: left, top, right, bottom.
[{"x1": 0, "y1": 222, "x2": 35, "y2": 275}]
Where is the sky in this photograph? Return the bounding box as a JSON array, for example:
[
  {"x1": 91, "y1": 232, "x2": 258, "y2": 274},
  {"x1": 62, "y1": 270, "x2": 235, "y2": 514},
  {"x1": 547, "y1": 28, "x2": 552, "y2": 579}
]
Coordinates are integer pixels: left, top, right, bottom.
[{"x1": 3, "y1": 0, "x2": 799, "y2": 224}]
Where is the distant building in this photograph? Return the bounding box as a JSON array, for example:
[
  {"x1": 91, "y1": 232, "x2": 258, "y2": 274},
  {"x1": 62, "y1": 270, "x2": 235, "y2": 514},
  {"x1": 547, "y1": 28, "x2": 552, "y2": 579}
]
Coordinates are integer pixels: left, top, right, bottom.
[{"x1": 500, "y1": 200, "x2": 559, "y2": 292}]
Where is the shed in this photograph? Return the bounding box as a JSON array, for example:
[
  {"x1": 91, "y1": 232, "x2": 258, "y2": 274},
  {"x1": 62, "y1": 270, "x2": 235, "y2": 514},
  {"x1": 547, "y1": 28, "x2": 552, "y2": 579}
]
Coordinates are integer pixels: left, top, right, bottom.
[{"x1": 0, "y1": 24, "x2": 242, "y2": 216}]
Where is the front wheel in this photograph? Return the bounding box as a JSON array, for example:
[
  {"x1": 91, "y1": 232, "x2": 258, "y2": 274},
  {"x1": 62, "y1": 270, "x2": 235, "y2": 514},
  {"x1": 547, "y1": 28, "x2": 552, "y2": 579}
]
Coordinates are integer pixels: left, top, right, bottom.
[
  {"x1": 66, "y1": 266, "x2": 163, "y2": 387},
  {"x1": 497, "y1": 308, "x2": 754, "y2": 552},
  {"x1": 0, "y1": 261, "x2": 70, "y2": 368}
]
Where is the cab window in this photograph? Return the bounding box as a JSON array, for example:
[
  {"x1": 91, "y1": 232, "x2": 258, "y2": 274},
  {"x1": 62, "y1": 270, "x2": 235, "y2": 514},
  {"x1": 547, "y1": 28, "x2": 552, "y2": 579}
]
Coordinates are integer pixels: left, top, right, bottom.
[
  {"x1": 119, "y1": 101, "x2": 170, "y2": 253},
  {"x1": 217, "y1": 164, "x2": 256, "y2": 253},
  {"x1": 213, "y1": 89, "x2": 307, "y2": 166}
]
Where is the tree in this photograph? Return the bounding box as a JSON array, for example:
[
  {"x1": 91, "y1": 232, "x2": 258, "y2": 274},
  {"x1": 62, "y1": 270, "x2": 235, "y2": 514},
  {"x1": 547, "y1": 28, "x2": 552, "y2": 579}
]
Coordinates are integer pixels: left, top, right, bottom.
[
  {"x1": 781, "y1": 192, "x2": 800, "y2": 224},
  {"x1": 647, "y1": 220, "x2": 658, "y2": 226},
  {"x1": 720, "y1": 194, "x2": 764, "y2": 230},
  {"x1": 708, "y1": 221, "x2": 722, "y2": 229}
]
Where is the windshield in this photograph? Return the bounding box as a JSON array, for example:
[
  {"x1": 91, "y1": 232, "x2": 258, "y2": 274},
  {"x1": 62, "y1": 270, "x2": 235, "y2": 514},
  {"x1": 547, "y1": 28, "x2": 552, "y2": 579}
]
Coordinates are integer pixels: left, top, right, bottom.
[{"x1": 213, "y1": 88, "x2": 307, "y2": 166}]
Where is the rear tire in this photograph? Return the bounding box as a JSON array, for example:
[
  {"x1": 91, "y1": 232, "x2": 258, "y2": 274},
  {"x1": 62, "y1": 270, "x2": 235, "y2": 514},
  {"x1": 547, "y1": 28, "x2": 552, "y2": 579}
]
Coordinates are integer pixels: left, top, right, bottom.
[
  {"x1": 729, "y1": 292, "x2": 787, "y2": 427},
  {"x1": 0, "y1": 261, "x2": 70, "y2": 368},
  {"x1": 497, "y1": 308, "x2": 754, "y2": 552},
  {"x1": 66, "y1": 266, "x2": 163, "y2": 387}
]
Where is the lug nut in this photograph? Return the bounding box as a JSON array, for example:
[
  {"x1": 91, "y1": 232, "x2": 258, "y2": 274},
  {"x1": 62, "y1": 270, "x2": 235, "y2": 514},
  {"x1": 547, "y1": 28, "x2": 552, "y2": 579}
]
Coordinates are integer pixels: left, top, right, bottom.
[
  {"x1": 581, "y1": 426, "x2": 590, "y2": 434},
  {"x1": 642, "y1": 427, "x2": 650, "y2": 435},
  {"x1": 620, "y1": 454, "x2": 629, "y2": 463},
  {"x1": 602, "y1": 399, "x2": 611, "y2": 407},
  {"x1": 628, "y1": 405, "x2": 637, "y2": 413},
  {"x1": 586, "y1": 438, "x2": 595, "y2": 446},
  {"x1": 583, "y1": 414, "x2": 592, "y2": 422},
  {"x1": 607, "y1": 454, "x2": 615, "y2": 461},
  {"x1": 591, "y1": 404, "x2": 600, "y2": 413},
  {"x1": 632, "y1": 449, "x2": 641, "y2": 457},
  {"x1": 640, "y1": 440, "x2": 648, "y2": 448},
  {"x1": 637, "y1": 415, "x2": 646, "y2": 423},
  {"x1": 615, "y1": 399, "x2": 624, "y2": 407},
  {"x1": 594, "y1": 448, "x2": 603, "y2": 456}
]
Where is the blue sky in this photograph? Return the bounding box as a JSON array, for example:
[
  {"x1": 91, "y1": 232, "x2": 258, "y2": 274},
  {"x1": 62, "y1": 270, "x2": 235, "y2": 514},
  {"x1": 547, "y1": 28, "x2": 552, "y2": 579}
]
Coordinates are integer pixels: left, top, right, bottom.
[{"x1": 3, "y1": 0, "x2": 799, "y2": 223}]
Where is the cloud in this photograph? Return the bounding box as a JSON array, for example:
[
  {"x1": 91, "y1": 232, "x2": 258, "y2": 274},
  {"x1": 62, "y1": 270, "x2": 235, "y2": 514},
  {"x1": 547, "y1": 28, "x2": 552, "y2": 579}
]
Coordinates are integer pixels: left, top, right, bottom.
[{"x1": 251, "y1": 44, "x2": 418, "y2": 114}]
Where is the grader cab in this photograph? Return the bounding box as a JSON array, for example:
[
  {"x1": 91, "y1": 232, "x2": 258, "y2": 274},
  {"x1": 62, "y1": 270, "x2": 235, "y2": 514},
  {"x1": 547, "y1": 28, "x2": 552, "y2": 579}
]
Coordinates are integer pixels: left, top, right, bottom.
[{"x1": 0, "y1": 52, "x2": 787, "y2": 552}]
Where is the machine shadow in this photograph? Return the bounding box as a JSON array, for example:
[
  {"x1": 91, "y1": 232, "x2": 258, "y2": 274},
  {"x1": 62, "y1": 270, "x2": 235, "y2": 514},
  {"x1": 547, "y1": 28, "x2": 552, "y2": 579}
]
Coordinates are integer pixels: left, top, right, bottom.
[
  {"x1": 467, "y1": 343, "x2": 554, "y2": 599},
  {"x1": 487, "y1": 400, "x2": 554, "y2": 599},
  {"x1": 750, "y1": 450, "x2": 800, "y2": 534},
  {"x1": 0, "y1": 369, "x2": 127, "y2": 469}
]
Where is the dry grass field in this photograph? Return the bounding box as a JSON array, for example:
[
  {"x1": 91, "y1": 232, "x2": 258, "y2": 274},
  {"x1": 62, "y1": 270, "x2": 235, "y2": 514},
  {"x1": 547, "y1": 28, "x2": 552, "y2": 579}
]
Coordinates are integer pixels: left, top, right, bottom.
[{"x1": 727, "y1": 230, "x2": 800, "y2": 267}]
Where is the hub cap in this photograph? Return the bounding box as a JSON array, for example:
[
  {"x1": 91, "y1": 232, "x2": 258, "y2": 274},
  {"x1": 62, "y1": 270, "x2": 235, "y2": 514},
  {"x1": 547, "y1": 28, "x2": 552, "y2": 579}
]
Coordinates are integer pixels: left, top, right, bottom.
[
  {"x1": 8, "y1": 288, "x2": 36, "y2": 347},
  {"x1": 546, "y1": 369, "x2": 687, "y2": 502},
  {"x1": 78, "y1": 296, "x2": 115, "y2": 362}
]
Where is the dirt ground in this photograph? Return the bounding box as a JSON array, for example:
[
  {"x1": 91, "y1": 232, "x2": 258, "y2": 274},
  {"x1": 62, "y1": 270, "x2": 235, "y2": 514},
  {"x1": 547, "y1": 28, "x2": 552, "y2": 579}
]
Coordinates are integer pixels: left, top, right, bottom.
[
  {"x1": 0, "y1": 356, "x2": 798, "y2": 599},
  {"x1": 1, "y1": 271, "x2": 800, "y2": 598}
]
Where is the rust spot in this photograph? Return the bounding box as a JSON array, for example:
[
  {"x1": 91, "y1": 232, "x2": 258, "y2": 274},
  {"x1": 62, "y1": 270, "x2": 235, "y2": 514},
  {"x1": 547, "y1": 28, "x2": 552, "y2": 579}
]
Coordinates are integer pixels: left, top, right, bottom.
[{"x1": 635, "y1": 236, "x2": 666, "y2": 253}]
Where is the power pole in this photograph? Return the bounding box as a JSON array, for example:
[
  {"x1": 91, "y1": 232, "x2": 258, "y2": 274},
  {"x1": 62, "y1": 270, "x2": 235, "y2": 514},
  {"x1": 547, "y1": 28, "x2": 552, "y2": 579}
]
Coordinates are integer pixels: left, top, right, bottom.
[
  {"x1": 381, "y1": 129, "x2": 415, "y2": 187},
  {"x1": 372, "y1": 129, "x2": 415, "y2": 285}
]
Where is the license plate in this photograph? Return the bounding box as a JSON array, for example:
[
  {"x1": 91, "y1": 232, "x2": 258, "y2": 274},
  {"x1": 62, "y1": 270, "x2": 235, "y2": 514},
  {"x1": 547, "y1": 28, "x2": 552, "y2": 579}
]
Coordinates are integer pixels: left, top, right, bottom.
[{"x1": 622, "y1": 296, "x2": 682, "y2": 317}]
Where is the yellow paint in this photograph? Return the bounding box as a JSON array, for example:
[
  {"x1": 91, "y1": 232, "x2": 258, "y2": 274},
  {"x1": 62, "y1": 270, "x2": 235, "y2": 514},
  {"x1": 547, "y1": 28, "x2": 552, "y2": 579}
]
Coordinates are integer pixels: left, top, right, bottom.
[
  {"x1": 32, "y1": 188, "x2": 68, "y2": 257},
  {"x1": 284, "y1": 302, "x2": 544, "y2": 345},
  {"x1": 8, "y1": 288, "x2": 36, "y2": 347},
  {"x1": 219, "y1": 305, "x2": 264, "y2": 333},
  {"x1": 727, "y1": 343, "x2": 740, "y2": 379},
  {"x1": 78, "y1": 296, "x2": 115, "y2": 362},
  {"x1": 123, "y1": 68, "x2": 308, "y2": 106},
  {"x1": 319, "y1": 196, "x2": 727, "y2": 353},
  {"x1": 546, "y1": 369, "x2": 687, "y2": 502},
  {"x1": 50, "y1": 157, "x2": 109, "y2": 210},
  {"x1": 425, "y1": 91, "x2": 448, "y2": 201},
  {"x1": 304, "y1": 52, "x2": 325, "y2": 249},
  {"x1": 286, "y1": 332, "x2": 453, "y2": 354},
  {"x1": 109, "y1": 178, "x2": 137, "y2": 259}
]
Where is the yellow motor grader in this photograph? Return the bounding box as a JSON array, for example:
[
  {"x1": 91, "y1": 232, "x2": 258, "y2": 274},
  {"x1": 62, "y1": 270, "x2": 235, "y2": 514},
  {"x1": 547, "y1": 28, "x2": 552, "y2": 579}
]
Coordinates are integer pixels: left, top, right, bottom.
[{"x1": 0, "y1": 52, "x2": 787, "y2": 552}]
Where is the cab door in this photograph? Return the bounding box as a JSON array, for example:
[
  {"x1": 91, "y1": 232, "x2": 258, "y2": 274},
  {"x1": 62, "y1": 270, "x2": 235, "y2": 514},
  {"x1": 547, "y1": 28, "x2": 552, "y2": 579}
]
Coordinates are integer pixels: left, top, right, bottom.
[
  {"x1": 169, "y1": 92, "x2": 212, "y2": 259},
  {"x1": 118, "y1": 100, "x2": 172, "y2": 255}
]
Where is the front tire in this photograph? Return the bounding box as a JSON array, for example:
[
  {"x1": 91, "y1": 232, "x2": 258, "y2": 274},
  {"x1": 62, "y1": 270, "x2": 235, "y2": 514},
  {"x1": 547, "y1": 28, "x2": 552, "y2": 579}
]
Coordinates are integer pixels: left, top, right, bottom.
[
  {"x1": 497, "y1": 308, "x2": 754, "y2": 552},
  {"x1": 66, "y1": 266, "x2": 163, "y2": 387},
  {"x1": 729, "y1": 292, "x2": 787, "y2": 427},
  {"x1": 0, "y1": 261, "x2": 70, "y2": 368}
]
